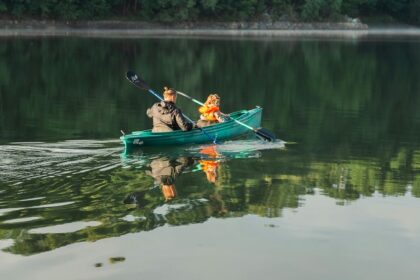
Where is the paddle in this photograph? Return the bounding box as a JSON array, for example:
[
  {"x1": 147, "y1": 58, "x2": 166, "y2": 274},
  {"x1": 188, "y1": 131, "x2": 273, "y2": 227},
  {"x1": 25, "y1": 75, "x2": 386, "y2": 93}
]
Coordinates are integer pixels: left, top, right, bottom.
[
  {"x1": 126, "y1": 70, "x2": 218, "y2": 144},
  {"x1": 175, "y1": 90, "x2": 276, "y2": 142}
]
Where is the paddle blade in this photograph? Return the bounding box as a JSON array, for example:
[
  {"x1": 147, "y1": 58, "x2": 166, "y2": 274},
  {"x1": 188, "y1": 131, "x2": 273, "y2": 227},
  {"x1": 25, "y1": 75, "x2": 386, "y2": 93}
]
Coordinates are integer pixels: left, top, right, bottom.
[
  {"x1": 126, "y1": 70, "x2": 150, "y2": 90},
  {"x1": 254, "y1": 127, "x2": 276, "y2": 142}
]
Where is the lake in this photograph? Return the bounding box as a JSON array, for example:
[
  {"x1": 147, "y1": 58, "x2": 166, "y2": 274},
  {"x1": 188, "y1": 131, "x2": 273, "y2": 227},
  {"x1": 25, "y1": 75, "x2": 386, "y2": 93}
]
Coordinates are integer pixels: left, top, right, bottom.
[{"x1": 0, "y1": 34, "x2": 420, "y2": 280}]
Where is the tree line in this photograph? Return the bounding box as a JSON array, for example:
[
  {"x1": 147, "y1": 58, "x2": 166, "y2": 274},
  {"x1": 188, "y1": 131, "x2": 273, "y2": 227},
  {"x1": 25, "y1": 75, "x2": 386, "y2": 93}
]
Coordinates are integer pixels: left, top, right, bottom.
[{"x1": 0, "y1": 0, "x2": 419, "y2": 24}]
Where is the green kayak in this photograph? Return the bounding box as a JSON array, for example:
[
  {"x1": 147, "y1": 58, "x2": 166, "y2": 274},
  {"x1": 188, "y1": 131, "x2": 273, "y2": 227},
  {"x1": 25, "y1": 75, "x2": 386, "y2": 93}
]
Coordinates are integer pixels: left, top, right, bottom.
[{"x1": 121, "y1": 107, "x2": 263, "y2": 148}]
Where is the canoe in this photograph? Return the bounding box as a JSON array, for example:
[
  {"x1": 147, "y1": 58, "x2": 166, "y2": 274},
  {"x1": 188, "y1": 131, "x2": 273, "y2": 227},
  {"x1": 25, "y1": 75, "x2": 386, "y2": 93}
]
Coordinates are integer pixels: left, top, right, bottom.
[{"x1": 120, "y1": 107, "x2": 263, "y2": 148}]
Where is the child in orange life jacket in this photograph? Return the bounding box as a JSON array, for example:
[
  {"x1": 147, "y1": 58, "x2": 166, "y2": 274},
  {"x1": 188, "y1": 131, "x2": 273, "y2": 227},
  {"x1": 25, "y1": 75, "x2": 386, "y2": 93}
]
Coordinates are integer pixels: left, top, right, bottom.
[{"x1": 197, "y1": 94, "x2": 226, "y2": 127}]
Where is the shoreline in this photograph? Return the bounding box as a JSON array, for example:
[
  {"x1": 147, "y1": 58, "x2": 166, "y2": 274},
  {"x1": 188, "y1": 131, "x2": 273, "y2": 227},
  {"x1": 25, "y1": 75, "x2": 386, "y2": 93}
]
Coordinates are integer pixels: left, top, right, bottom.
[
  {"x1": 0, "y1": 19, "x2": 369, "y2": 30},
  {"x1": 1, "y1": 20, "x2": 420, "y2": 38}
]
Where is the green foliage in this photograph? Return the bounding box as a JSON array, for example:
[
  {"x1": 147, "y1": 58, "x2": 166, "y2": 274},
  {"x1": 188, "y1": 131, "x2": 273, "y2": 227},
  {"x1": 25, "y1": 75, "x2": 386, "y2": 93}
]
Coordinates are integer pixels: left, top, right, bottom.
[
  {"x1": 155, "y1": 0, "x2": 197, "y2": 22},
  {"x1": 136, "y1": 0, "x2": 198, "y2": 22},
  {"x1": 301, "y1": 0, "x2": 323, "y2": 20},
  {"x1": 235, "y1": 0, "x2": 259, "y2": 19},
  {"x1": 197, "y1": 0, "x2": 219, "y2": 17},
  {"x1": 381, "y1": 0, "x2": 405, "y2": 14},
  {"x1": 301, "y1": 0, "x2": 342, "y2": 21},
  {"x1": 0, "y1": 0, "x2": 418, "y2": 24},
  {"x1": 267, "y1": 0, "x2": 295, "y2": 20},
  {"x1": 206, "y1": 0, "x2": 259, "y2": 20},
  {"x1": 201, "y1": 0, "x2": 219, "y2": 10},
  {"x1": 52, "y1": 0, "x2": 81, "y2": 20},
  {"x1": 80, "y1": 0, "x2": 111, "y2": 18},
  {"x1": 341, "y1": 0, "x2": 378, "y2": 16}
]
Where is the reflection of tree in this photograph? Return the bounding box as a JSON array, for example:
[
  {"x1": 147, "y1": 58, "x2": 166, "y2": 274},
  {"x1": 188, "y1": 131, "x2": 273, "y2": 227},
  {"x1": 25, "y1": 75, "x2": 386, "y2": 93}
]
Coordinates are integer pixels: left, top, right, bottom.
[
  {"x1": 1, "y1": 39, "x2": 419, "y2": 147},
  {"x1": 0, "y1": 145, "x2": 419, "y2": 255},
  {"x1": 252, "y1": 148, "x2": 419, "y2": 202}
]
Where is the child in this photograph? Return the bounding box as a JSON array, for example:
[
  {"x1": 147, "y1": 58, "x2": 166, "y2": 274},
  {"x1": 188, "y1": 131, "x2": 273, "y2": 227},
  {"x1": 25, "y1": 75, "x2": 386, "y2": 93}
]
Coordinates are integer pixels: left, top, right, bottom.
[{"x1": 197, "y1": 94, "x2": 225, "y2": 127}]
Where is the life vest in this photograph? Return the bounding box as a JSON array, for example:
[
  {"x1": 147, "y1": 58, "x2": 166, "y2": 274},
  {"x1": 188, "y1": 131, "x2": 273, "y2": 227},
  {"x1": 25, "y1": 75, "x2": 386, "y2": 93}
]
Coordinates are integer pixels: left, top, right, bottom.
[{"x1": 199, "y1": 105, "x2": 220, "y2": 122}]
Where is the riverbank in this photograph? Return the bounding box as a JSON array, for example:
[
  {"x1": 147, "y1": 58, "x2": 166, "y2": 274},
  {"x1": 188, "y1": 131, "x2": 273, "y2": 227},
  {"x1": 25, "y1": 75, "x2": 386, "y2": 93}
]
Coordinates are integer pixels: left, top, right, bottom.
[
  {"x1": 0, "y1": 19, "x2": 419, "y2": 38},
  {"x1": 0, "y1": 19, "x2": 368, "y2": 30}
]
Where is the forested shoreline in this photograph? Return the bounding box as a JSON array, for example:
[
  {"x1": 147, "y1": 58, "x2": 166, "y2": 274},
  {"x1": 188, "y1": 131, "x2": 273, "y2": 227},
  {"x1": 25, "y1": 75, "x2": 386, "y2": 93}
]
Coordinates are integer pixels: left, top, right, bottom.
[{"x1": 0, "y1": 0, "x2": 419, "y2": 25}]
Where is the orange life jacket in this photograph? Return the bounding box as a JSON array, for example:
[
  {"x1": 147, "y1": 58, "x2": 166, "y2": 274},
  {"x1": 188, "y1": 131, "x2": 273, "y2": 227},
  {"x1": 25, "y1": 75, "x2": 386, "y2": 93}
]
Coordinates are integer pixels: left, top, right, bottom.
[{"x1": 199, "y1": 105, "x2": 220, "y2": 122}]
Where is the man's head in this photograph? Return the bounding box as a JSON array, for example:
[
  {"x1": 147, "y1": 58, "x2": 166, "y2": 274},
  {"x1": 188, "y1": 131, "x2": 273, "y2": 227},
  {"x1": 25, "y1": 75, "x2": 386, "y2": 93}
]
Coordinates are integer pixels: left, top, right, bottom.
[{"x1": 163, "y1": 87, "x2": 177, "y2": 103}]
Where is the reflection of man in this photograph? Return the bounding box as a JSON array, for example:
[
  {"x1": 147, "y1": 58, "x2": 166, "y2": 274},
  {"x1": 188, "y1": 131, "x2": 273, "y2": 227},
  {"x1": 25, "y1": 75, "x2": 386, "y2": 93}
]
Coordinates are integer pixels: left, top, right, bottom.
[
  {"x1": 161, "y1": 184, "x2": 177, "y2": 201},
  {"x1": 147, "y1": 156, "x2": 194, "y2": 201},
  {"x1": 124, "y1": 156, "x2": 194, "y2": 205}
]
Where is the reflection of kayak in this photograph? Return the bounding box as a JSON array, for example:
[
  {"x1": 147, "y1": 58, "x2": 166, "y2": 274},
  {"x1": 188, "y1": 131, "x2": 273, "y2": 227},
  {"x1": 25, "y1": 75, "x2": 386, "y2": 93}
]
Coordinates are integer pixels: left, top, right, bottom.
[{"x1": 121, "y1": 107, "x2": 262, "y2": 148}]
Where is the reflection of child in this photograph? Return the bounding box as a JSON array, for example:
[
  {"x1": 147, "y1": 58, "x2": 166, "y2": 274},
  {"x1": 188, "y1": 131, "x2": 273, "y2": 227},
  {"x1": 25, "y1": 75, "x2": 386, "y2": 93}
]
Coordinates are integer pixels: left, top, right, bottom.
[
  {"x1": 200, "y1": 160, "x2": 219, "y2": 183},
  {"x1": 197, "y1": 94, "x2": 225, "y2": 127},
  {"x1": 199, "y1": 145, "x2": 220, "y2": 184}
]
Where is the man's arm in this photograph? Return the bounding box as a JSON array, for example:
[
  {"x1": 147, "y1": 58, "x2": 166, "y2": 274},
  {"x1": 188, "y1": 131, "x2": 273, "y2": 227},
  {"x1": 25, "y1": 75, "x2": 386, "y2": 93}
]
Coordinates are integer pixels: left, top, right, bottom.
[{"x1": 174, "y1": 109, "x2": 193, "y2": 131}]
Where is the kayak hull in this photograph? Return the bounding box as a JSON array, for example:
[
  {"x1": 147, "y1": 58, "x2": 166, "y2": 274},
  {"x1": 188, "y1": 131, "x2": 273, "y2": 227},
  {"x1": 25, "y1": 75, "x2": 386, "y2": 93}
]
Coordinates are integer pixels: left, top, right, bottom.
[{"x1": 120, "y1": 107, "x2": 263, "y2": 147}]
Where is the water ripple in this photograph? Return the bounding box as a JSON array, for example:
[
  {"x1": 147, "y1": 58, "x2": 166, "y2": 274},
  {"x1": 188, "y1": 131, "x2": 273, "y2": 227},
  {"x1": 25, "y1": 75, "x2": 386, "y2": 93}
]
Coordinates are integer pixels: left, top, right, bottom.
[{"x1": 0, "y1": 140, "x2": 122, "y2": 184}]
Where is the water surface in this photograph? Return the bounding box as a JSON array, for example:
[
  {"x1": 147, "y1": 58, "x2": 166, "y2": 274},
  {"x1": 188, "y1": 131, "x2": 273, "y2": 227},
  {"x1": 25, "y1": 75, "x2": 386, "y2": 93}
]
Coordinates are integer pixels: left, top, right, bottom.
[{"x1": 0, "y1": 35, "x2": 419, "y2": 280}]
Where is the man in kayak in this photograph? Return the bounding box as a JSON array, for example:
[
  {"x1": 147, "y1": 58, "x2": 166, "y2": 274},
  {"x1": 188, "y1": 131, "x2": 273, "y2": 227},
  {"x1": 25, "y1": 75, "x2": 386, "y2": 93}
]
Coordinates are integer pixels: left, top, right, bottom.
[{"x1": 147, "y1": 86, "x2": 194, "y2": 132}]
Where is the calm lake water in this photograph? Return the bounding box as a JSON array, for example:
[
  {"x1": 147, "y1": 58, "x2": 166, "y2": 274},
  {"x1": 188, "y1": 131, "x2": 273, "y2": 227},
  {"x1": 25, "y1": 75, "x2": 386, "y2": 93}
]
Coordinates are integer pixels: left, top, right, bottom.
[{"x1": 1, "y1": 35, "x2": 420, "y2": 280}]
